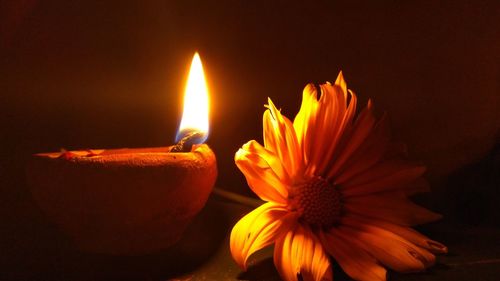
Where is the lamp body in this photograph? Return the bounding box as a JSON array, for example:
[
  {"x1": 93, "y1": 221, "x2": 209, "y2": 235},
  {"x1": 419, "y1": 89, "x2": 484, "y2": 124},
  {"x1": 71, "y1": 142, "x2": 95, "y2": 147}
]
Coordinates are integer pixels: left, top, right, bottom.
[{"x1": 27, "y1": 144, "x2": 217, "y2": 255}]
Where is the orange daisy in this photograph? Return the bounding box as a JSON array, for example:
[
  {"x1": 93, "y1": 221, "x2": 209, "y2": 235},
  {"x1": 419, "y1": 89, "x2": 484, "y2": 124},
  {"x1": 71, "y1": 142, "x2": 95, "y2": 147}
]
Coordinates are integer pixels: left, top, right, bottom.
[{"x1": 230, "y1": 72, "x2": 447, "y2": 281}]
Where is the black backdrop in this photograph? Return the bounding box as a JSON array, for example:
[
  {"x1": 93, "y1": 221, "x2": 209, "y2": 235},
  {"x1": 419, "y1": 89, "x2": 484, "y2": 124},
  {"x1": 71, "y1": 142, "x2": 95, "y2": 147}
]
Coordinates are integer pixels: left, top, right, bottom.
[{"x1": 0, "y1": 0, "x2": 499, "y2": 279}]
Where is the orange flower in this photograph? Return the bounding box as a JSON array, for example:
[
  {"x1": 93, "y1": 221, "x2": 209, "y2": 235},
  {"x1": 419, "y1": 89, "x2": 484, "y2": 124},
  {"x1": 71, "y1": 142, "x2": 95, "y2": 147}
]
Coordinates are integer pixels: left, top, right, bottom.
[{"x1": 230, "y1": 72, "x2": 447, "y2": 281}]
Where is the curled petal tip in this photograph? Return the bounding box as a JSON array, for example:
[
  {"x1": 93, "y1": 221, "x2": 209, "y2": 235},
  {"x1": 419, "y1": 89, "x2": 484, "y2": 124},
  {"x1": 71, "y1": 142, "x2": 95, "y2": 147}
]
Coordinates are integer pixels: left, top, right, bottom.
[
  {"x1": 266, "y1": 98, "x2": 281, "y2": 120},
  {"x1": 347, "y1": 89, "x2": 357, "y2": 98},
  {"x1": 267, "y1": 97, "x2": 275, "y2": 107},
  {"x1": 234, "y1": 148, "x2": 247, "y2": 161},
  {"x1": 303, "y1": 83, "x2": 318, "y2": 95},
  {"x1": 407, "y1": 249, "x2": 435, "y2": 269},
  {"x1": 367, "y1": 98, "x2": 374, "y2": 110},
  {"x1": 427, "y1": 240, "x2": 448, "y2": 254},
  {"x1": 240, "y1": 140, "x2": 258, "y2": 151}
]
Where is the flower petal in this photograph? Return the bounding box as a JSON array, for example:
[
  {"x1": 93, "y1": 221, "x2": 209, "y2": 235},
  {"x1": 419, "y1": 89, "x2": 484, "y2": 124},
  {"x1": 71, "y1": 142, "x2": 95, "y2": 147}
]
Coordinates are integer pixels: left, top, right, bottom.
[
  {"x1": 340, "y1": 216, "x2": 436, "y2": 271},
  {"x1": 340, "y1": 160, "x2": 426, "y2": 197},
  {"x1": 293, "y1": 73, "x2": 358, "y2": 178},
  {"x1": 334, "y1": 71, "x2": 348, "y2": 95},
  {"x1": 380, "y1": 178, "x2": 431, "y2": 197},
  {"x1": 306, "y1": 83, "x2": 343, "y2": 175},
  {"x1": 326, "y1": 99, "x2": 377, "y2": 179},
  {"x1": 274, "y1": 224, "x2": 332, "y2": 281},
  {"x1": 344, "y1": 193, "x2": 442, "y2": 226},
  {"x1": 347, "y1": 215, "x2": 447, "y2": 254},
  {"x1": 320, "y1": 230, "x2": 387, "y2": 281},
  {"x1": 334, "y1": 113, "x2": 391, "y2": 184},
  {"x1": 293, "y1": 83, "x2": 320, "y2": 166},
  {"x1": 235, "y1": 145, "x2": 289, "y2": 204},
  {"x1": 241, "y1": 140, "x2": 292, "y2": 185},
  {"x1": 264, "y1": 99, "x2": 304, "y2": 181},
  {"x1": 314, "y1": 84, "x2": 358, "y2": 177},
  {"x1": 341, "y1": 160, "x2": 425, "y2": 187},
  {"x1": 230, "y1": 202, "x2": 297, "y2": 270}
]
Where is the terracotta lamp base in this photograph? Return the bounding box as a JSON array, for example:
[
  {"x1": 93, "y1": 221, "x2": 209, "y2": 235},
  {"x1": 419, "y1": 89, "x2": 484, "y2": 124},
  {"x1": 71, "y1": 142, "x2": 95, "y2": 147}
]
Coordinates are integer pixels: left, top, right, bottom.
[{"x1": 27, "y1": 144, "x2": 217, "y2": 255}]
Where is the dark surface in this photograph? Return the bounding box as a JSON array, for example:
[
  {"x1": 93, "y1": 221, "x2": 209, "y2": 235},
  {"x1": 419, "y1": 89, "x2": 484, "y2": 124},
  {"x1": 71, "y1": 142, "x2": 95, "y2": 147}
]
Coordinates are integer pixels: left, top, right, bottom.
[{"x1": 3, "y1": 194, "x2": 500, "y2": 281}]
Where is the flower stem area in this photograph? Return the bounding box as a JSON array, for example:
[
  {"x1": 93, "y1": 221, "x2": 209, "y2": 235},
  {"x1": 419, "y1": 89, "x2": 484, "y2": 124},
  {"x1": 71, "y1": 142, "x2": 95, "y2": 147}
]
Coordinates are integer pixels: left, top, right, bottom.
[{"x1": 212, "y1": 187, "x2": 263, "y2": 208}]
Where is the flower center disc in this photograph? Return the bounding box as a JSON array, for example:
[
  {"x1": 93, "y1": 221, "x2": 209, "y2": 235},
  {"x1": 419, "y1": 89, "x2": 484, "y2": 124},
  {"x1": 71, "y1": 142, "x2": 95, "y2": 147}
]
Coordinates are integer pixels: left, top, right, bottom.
[{"x1": 290, "y1": 176, "x2": 342, "y2": 228}]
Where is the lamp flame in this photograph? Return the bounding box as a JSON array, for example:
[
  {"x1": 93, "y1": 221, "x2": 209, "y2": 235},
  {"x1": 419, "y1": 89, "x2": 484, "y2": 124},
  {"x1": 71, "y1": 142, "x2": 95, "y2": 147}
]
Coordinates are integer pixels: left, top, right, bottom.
[{"x1": 176, "y1": 52, "x2": 209, "y2": 143}]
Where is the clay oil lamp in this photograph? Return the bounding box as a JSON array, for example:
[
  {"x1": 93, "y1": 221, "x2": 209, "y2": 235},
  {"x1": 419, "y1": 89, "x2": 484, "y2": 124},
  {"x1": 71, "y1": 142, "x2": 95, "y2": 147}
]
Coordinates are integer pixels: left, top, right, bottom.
[{"x1": 27, "y1": 53, "x2": 217, "y2": 255}]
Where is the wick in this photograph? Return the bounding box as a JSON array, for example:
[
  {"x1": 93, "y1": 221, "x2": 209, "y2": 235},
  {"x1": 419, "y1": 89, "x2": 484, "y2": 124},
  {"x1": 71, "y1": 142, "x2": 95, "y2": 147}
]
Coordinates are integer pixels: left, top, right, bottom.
[{"x1": 171, "y1": 131, "x2": 205, "y2": 152}]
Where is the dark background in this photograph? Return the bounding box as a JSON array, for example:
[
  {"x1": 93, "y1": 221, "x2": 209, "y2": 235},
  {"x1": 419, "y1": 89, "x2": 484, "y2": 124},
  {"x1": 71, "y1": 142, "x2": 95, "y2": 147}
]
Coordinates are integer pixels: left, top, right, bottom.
[{"x1": 1, "y1": 0, "x2": 499, "y2": 280}]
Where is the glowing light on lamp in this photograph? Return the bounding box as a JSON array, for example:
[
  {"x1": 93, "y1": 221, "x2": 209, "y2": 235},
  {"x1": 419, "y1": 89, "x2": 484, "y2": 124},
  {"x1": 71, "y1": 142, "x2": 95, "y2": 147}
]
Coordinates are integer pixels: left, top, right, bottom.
[{"x1": 176, "y1": 52, "x2": 210, "y2": 143}]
